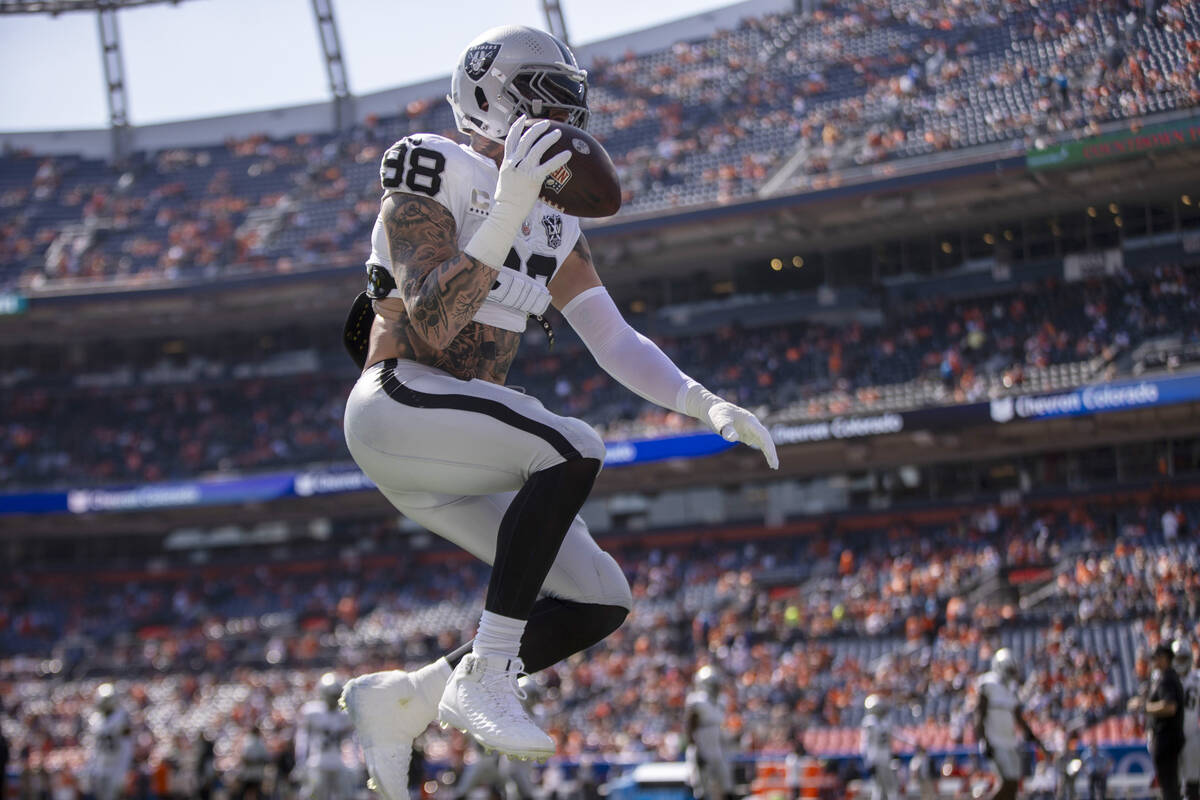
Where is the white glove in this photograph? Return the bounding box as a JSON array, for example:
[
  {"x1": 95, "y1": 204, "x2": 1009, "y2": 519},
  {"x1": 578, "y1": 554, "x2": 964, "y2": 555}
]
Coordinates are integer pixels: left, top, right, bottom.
[
  {"x1": 683, "y1": 380, "x2": 779, "y2": 469},
  {"x1": 464, "y1": 116, "x2": 571, "y2": 268},
  {"x1": 485, "y1": 267, "x2": 552, "y2": 316}
]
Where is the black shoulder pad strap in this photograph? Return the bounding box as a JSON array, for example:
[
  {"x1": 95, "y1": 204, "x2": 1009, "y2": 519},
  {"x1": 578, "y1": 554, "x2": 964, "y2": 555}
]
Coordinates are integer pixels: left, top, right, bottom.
[{"x1": 343, "y1": 291, "x2": 374, "y2": 370}]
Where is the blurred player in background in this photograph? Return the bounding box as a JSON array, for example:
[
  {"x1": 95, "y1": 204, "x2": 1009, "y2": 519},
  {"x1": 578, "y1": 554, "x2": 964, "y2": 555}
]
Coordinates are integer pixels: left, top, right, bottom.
[
  {"x1": 860, "y1": 694, "x2": 904, "y2": 800},
  {"x1": 454, "y1": 746, "x2": 538, "y2": 799},
  {"x1": 975, "y1": 648, "x2": 1045, "y2": 800},
  {"x1": 236, "y1": 725, "x2": 271, "y2": 800},
  {"x1": 84, "y1": 683, "x2": 133, "y2": 800},
  {"x1": 455, "y1": 679, "x2": 541, "y2": 799},
  {"x1": 296, "y1": 674, "x2": 354, "y2": 800},
  {"x1": 1174, "y1": 640, "x2": 1199, "y2": 800},
  {"x1": 685, "y1": 666, "x2": 735, "y2": 800},
  {"x1": 1080, "y1": 742, "x2": 1112, "y2": 800},
  {"x1": 907, "y1": 744, "x2": 937, "y2": 800},
  {"x1": 338, "y1": 22, "x2": 776, "y2": 800}
]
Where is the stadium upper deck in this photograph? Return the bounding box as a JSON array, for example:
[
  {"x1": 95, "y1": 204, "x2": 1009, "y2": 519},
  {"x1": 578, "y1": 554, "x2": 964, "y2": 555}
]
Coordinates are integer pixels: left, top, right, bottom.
[{"x1": 1, "y1": 0, "x2": 1197, "y2": 292}]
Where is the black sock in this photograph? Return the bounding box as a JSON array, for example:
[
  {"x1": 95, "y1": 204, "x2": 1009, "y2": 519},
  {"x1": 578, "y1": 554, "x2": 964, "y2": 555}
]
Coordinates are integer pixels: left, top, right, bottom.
[
  {"x1": 484, "y1": 457, "x2": 601, "y2": 618},
  {"x1": 445, "y1": 596, "x2": 627, "y2": 672}
]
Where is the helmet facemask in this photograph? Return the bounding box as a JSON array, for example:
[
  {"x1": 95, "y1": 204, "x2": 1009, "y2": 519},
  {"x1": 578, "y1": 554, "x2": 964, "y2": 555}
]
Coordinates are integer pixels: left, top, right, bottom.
[{"x1": 503, "y1": 64, "x2": 589, "y2": 130}]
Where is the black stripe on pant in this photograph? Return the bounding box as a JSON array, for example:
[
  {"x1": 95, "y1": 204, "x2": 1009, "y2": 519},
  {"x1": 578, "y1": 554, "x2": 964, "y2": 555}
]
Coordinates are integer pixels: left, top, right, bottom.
[{"x1": 377, "y1": 358, "x2": 581, "y2": 461}]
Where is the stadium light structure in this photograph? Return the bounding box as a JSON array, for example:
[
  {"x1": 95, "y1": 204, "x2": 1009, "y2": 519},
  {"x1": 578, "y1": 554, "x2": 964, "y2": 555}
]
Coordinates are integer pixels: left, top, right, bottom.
[
  {"x1": 310, "y1": 0, "x2": 353, "y2": 133},
  {"x1": 1, "y1": 0, "x2": 356, "y2": 158},
  {"x1": 541, "y1": 0, "x2": 570, "y2": 47}
]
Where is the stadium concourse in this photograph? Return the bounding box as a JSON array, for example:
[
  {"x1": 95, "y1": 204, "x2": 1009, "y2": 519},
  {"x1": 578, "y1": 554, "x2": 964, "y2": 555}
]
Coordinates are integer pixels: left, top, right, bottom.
[{"x1": 2, "y1": 0, "x2": 1200, "y2": 798}]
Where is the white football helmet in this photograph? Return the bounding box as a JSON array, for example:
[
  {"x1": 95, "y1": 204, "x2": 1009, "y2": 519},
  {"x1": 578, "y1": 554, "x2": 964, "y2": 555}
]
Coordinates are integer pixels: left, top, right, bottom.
[
  {"x1": 317, "y1": 672, "x2": 342, "y2": 709},
  {"x1": 991, "y1": 648, "x2": 1019, "y2": 681},
  {"x1": 864, "y1": 694, "x2": 888, "y2": 715},
  {"x1": 1174, "y1": 639, "x2": 1194, "y2": 673},
  {"x1": 96, "y1": 682, "x2": 118, "y2": 713},
  {"x1": 447, "y1": 25, "x2": 589, "y2": 142},
  {"x1": 694, "y1": 665, "x2": 721, "y2": 697}
]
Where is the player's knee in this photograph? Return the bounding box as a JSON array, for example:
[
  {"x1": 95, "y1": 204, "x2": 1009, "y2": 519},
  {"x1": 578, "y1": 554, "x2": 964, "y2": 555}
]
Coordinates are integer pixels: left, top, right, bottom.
[{"x1": 563, "y1": 417, "x2": 606, "y2": 464}]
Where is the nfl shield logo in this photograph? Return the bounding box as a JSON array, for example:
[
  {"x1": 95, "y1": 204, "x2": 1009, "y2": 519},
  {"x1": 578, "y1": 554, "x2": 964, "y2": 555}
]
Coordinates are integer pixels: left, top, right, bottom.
[
  {"x1": 521, "y1": 220, "x2": 532, "y2": 237},
  {"x1": 464, "y1": 42, "x2": 502, "y2": 81},
  {"x1": 543, "y1": 165, "x2": 572, "y2": 194}
]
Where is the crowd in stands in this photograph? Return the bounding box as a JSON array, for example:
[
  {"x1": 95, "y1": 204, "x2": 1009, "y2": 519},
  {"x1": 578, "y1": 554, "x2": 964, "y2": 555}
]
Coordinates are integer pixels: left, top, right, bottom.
[
  {"x1": 2, "y1": 491, "x2": 1195, "y2": 790},
  {"x1": 1, "y1": 0, "x2": 1198, "y2": 289},
  {"x1": 3, "y1": 259, "x2": 1198, "y2": 489}
]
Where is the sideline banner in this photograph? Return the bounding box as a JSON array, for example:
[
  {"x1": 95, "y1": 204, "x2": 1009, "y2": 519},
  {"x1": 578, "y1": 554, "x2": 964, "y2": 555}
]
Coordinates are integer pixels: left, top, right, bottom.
[
  {"x1": 985, "y1": 372, "x2": 1200, "y2": 424},
  {"x1": 4, "y1": 372, "x2": 1200, "y2": 516}
]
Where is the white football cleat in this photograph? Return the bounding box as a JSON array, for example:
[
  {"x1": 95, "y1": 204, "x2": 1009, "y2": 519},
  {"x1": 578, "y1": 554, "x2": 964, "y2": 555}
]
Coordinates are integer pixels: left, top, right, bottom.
[
  {"x1": 340, "y1": 659, "x2": 450, "y2": 800},
  {"x1": 437, "y1": 653, "x2": 555, "y2": 761}
]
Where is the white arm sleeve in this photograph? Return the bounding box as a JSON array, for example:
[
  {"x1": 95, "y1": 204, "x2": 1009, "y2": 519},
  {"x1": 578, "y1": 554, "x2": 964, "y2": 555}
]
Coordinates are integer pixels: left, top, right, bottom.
[{"x1": 560, "y1": 286, "x2": 693, "y2": 413}]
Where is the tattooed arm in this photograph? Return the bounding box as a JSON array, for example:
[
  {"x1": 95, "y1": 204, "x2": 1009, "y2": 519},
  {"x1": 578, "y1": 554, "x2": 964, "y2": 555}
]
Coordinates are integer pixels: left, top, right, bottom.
[{"x1": 384, "y1": 192, "x2": 497, "y2": 350}]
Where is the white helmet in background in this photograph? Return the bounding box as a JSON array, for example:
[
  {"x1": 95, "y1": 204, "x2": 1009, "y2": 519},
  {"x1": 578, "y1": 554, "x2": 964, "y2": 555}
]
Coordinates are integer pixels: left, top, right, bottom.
[
  {"x1": 694, "y1": 665, "x2": 721, "y2": 697},
  {"x1": 1174, "y1": 640, "x2": 1194, "y2": 674},
  {"x1": 991, "y1": 648, "x2": 1020, "y2": 682},
  {"x1": 318, "y1": 672, "x2": 342, "y2": 709},
  {"x1": 96, "y1": 682, "x2": 118, "y2": 713},
  {"x1": 447, "y1": 25, "x2": 589, "y2": 142}
]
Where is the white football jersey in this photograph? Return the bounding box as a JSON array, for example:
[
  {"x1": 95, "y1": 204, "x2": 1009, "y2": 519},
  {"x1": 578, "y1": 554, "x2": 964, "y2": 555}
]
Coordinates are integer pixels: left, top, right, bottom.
[
  {"x1": 976, "y1": 671, "x2": 1020, "y2": 748},
  {"x1": 89, "y1": 708, "x2": 133, "y2": 767},
  {"x1": 1183, "y1": 670, "x2": 1200, "y2": 748},
  {"x1": 686, "y1": 690, "x2": 725, "y2": 756},
  {"x1": 861, "y1": 712, "x2": 893, "y2": 765},
  {"x1": 298, "y1": 702, "x2": 354, "y2": 769},
  {"x1": 367, "y1": 133, "x2": 582, "y2": 333}
]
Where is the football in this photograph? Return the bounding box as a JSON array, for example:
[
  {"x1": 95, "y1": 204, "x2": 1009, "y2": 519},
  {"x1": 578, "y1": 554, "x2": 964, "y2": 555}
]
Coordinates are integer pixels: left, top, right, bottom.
[{"x1": 535, "y1": 120, "x2": 622, "y2": 218}]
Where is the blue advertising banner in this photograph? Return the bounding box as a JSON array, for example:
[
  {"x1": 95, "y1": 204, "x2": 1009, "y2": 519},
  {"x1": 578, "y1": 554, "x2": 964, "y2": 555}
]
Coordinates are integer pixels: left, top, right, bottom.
[
  {"x1": 604, "y1": 431, "x2": 736, "y2": 465},
  {"x1": 985, "y1": 372, "x2": 1200, "y2": 424},
  {"x1": 4, "y1": 371, "x2": 1200, "y2": 516}
]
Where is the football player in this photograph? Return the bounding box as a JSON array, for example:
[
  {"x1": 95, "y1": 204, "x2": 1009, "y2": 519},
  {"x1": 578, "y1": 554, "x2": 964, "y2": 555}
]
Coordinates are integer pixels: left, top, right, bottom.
[
  {"x1": 296, "y1": 673, "x2": 355, "y2": 800},
  {"x1": 236, "y1": 725, "x2": 271, "y2": 800},
  {"x1": 860, "y1": 694, "x2": 901, "y2": 800},
  {"x1": 84, "y1": 683, "x2": 133, "y2": 800},
  {"x1": 685, "y1": 666, "x2": 735, "y2": 800},
  {"x1": 454, "y1": 744, "x2": 539, "y2": 799},
  {"x1": 1177, "y1": 640, "x2": 1200, "y2": 800},
  {"x1": 338, "y1": 23, "x2": 778, "y2": 800},
  {"x1": 975, "y1": 648, "x2": 1045, "y2": 800}
]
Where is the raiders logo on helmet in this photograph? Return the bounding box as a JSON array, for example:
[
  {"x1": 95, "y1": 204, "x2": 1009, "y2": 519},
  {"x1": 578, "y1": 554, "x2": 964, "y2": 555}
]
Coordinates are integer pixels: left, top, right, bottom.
[
  {"x1": 464, "y1": 42, "x2": 502, "y2": 81},
  {"x1": 541, "y1": 213, "x2": 563, "y2": 249}
]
